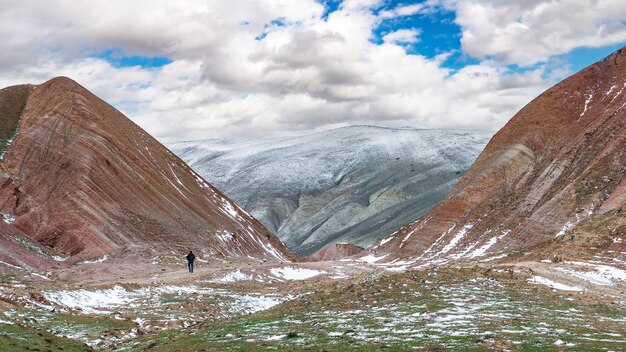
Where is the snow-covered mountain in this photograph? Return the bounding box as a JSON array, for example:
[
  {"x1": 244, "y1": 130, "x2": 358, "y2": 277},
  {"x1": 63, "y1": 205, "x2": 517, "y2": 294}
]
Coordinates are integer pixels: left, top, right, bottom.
[{"x1": 169, "y1": 126, "x2": 492, "y2": 255}]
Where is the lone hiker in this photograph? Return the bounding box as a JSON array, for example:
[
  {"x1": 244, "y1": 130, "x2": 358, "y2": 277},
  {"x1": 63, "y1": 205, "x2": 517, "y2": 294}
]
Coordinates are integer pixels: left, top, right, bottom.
[{"x1": 186, "y1": 251, "x2": 196, "y2": 273}]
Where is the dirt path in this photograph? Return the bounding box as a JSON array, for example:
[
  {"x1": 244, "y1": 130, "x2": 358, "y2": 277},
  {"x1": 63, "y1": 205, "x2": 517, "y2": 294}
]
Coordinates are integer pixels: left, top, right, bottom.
[{"x1": 44, "y1": 255, "x2": 377, "y2": 299}]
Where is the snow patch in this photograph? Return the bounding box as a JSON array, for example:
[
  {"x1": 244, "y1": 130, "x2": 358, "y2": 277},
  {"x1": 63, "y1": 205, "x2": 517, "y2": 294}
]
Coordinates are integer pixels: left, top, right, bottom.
[
  {"x1": 480, "y1": 253, "x2": 508, "y2": 262},
  {"x1": 580, "y1": 93, "x2": 592, "y2": 117},
  {"x1": 556, "y1": 262, "x2": 626, "y2": 286},
  {"x1": 44, "y1": 286, "x2": 134, "y2": 314},
  {"x1": 80, "y1": 255, "x2": 109, "y2": 264},
  {"x1": 606, "y1": 84, "x2": 617, "y2": 96},
  {"x1": 270, "y1": 267, "x2": 324, "y2": 281},
  {"x1": 419, "y1": 224, "x2": 455, "y2": 260},
  {"x1": 378, "y1": 237, "x2": 393, "y2": 246},
  {"x1": 1, "y1": 212, "x2": 15, "y2": 224},
  {"x1": 528, "y1": 276, "x2": 583, "y2": 291},
  {"x1": 400, "y1": 218, "x2": 430, "y2": 248},
  {"x1": 555, "y1": 222, "x2": 573, "y2": 237},
  {"x1": 30, "y1": 272, "x2": 51, "y2": 280},
  {"x1": 192, "y1": 172, "x2": 210, "y2": 189},
  {"x1": 249, "y1": 229, "x2": 288, "y2": 262},
  {"x1": 168, "y1": 163, "x2": 186, "y2": 188},
  {"x1": 439, "y1": 224, "x2": 474, "y2": 255},
  {"x1": 216, "y1": 231, "x2": 234, "y2": 242},
  {"x1": 469, "y1": 229, "x2": 510, "y2": 258},
  {"x1": 359, "y1": 254, "x2": 388, "y2": 264},
  {"x1": 221, "y1": 198, "x2": 242, "y2": 220},
  {"x1": 610, "y1": 84, "x2": 625, "y2": 103},
  {"x1": 233, "y1": 294, "x2": 286, "y2": 313},
  {"x1": 212, "y1": 269, "x2": 251, "y2": 283},
  {"x1": 554, "y1": 339, "x2": 576, "y2": 347},
  {"x1": 0, "y1": 260, "x2": 21, "y2": 270},
  {"x1": 45, "y1": 284, "x2": 289, "y2": 315}
]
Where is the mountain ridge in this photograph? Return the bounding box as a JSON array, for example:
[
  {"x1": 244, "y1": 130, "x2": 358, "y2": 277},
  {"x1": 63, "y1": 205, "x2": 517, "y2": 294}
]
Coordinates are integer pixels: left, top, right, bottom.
[
  {"x1": 170, "y1": 126, "x2": 492, "y2": 255},
  {"x1": 371, "y1": 47, "x2": 626, "y2": 265},
  {"x1": 0, "y1": 76, "x2": 293, "y2": 272}
]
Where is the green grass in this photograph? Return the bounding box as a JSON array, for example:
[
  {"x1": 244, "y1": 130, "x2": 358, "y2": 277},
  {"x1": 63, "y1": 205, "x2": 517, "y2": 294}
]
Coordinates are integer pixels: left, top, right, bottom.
[
  {"x1": 114, "y1": 268, "x2": 626, "y2": 351},
  {"x1": 3, "y1": 309, "x2": 136, "y2": 350},
  {"x1": 3, "y1": 267, "x2": 625, "y2": 351},
  {"x1": 44, "y1": 312, "x2": 135, "y2": 335},
  {"x1": 0, "y1": 323, "x2": 93, "y2": 351}
]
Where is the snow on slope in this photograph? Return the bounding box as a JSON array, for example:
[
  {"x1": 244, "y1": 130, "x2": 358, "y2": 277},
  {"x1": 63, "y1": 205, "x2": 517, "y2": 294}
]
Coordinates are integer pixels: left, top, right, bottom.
[{"x1": 169, "y1": 126, "x2": 492, "y2": 256}]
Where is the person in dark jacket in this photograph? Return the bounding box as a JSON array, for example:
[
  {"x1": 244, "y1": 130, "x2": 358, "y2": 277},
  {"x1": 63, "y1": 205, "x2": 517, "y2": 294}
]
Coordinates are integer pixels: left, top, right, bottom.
[{"x1": 186, "y1": 251, "x2": 196, "y2": 273}]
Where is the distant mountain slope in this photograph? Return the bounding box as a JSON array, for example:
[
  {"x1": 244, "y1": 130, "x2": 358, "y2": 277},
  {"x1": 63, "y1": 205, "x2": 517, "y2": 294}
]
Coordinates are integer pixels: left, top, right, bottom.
[
  {"x1": 372, "y1": 47, "x2": 626, "y2": 265},
  {"x1": 0, "y1": 77, "x2": 292, "y2": 271},
  {"x1": 304, "y1": 242, "x2": 365, "y2": 262},
  {"x1": 169, "y1": 126, "x2": 492, "y2": 255}
]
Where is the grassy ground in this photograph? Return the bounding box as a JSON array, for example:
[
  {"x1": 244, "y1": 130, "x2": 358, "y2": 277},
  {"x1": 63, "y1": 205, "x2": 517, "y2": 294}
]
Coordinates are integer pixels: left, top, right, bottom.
[
  {"x1": 0, "y1": 323, "x2": 93, "y2": 351},
  {"x1": 113, "y1": 267, "x2": 626, "y2": 351},
  {"x1": 1, "y1": 263, "x2": 625, "y2": 351},
  {"x1": 2, "y1": 309, "x2": 136, "y2": 350}
]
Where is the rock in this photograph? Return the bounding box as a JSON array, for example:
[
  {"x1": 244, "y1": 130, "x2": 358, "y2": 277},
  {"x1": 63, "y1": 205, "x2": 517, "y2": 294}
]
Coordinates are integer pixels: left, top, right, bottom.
[{"x1": 304, "y1": 242, "x2": 366, "y2": 261}]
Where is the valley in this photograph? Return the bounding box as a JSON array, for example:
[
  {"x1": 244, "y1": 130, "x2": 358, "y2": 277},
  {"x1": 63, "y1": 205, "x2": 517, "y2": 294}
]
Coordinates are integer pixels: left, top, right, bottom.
[
  {"x1": 2, "y1": 250, "x2": 626, "y2": 351},
  {"x1": 0, "y1": 45, "x2": 625, "y2": 352}
]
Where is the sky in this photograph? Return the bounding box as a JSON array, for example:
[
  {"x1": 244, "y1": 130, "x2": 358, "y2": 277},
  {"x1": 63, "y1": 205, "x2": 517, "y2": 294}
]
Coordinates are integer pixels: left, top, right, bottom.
[{"x1": 1, "y1": 0, "x2": 625, "y2": 141}]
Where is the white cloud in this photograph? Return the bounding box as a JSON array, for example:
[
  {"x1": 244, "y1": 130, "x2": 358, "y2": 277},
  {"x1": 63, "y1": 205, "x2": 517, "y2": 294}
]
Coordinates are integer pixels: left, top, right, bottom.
[
  {"x1": 0, "y1": 0, "x2": 620, "y2": 141},
  {"x1": 379, "y1": 0, "x2": 446, "y2": 18},
  {"x1": 380, "y1": 4, "x2": 425, "y2": 18},
  {"x1": 341, "y1": 0, "x2": 384, "y2": 11},
  {"x1": 453, "y1": 0, "x2": 626, "y2": 66},
  {"x1": 382, "y1": 29, "x2": 421, "y2": 44}
]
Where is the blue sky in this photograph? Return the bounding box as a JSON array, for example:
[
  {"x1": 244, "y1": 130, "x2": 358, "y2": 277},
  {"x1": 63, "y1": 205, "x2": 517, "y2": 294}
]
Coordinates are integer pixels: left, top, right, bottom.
[
  {"x1": 93, "y1": 0, "x2": 625, "y2": 72},
  {"x1": 1, "y1": 0, "x2": 626, "y2": 140},
  {"x1": 98, "y1": 1, "x2": 622, "y2": 79},
  {"x1": 94, "y1": 49, "x2": 172, "y2": 69},
  {"x1": 372, "y1": 2, "x2": 462, "y2": 60},
  {"x1": 92, "y1": 1, "x2": 467, "y2": 71},
  {"x1": 560, "y1": 43, "x2": 626, "y2": 73}
]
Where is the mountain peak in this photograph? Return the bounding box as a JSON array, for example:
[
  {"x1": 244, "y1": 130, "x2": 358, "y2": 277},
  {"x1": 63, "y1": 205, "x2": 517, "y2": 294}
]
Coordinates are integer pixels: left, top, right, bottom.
[
  {"x1": 36, "y1": 76, "x2": 90, "y2": 94},
  {"x1": 44, "y1": 75, "x2": 80, "y2": 85},
  {"x1": 0, "y1": 77, "x2": 293, "y2": 271},
  {"x1": 373, "y1": 46, "x2": 626, "y2": 263}
]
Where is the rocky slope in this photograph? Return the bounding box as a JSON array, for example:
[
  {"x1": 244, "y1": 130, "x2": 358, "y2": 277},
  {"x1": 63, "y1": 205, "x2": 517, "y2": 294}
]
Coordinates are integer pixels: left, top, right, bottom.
[
  {"x1": 0, "y1": 77, "x2": 293, "y2": 273},
  {"x1": 169, "y1": 127, "x2": 491, "y2": 256},
  {"x1": 372, "y1": 47, "x2": 626, "y2": 265},
  {"x1": 304, "y1": 242, "x2": 365, "y2": 262}
]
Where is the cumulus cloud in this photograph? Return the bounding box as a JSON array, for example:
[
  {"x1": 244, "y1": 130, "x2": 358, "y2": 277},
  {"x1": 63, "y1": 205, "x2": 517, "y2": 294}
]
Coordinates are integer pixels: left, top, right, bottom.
[
  {"x1": 380, "y1": 4, "x2": 425, "y2": 18},
  {"x1": 383, "y1": 29, "x2": 421, "y2": 44},
  {"x1": 453, "y1": 0, "x2": 626, "y2": 65},
  {"x1": 0, "y1": 0, "x2": 623, "y2": 141},
  {"x1": 379, "y1": 0, "x2": 443, "y2": 18}
]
